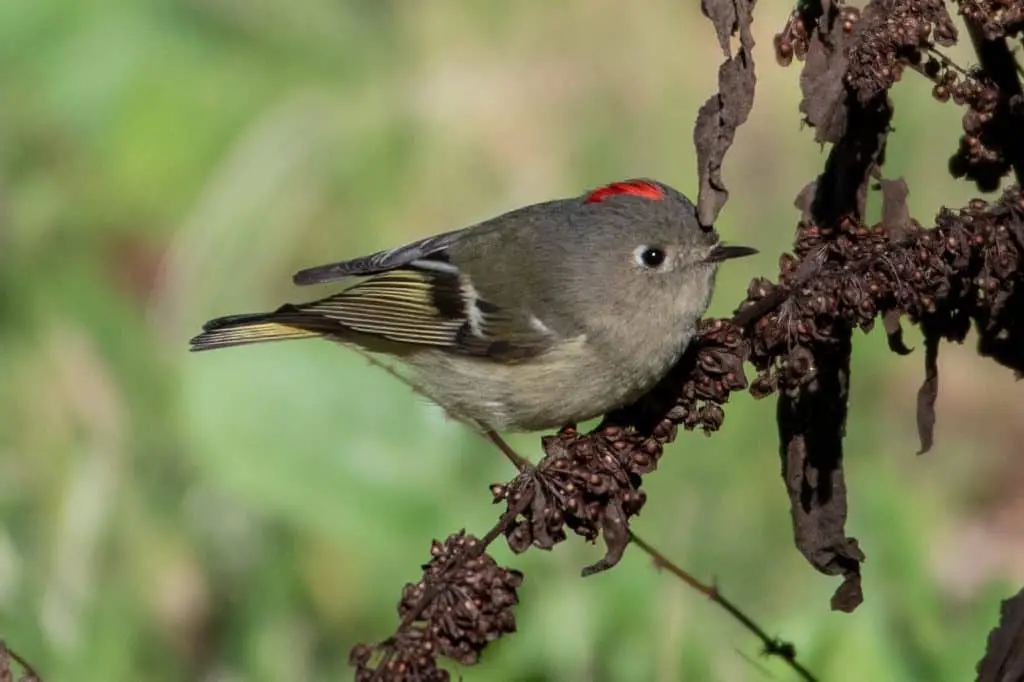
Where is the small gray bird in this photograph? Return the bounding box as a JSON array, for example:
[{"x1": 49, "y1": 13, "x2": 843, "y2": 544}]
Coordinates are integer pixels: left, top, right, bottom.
[{"x1": 189, "y1": 179, "x2": 756, "y2": 432}]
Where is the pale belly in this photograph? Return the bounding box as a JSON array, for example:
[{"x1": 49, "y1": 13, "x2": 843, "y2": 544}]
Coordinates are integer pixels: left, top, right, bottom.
[{"x1": 406, "y1": 334, "x2": 690, "y2": 432}]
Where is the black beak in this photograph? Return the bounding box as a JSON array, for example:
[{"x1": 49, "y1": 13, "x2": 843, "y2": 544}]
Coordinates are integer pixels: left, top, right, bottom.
[{"x1": 703, "y1": 243, "x2": 758, "y2": 264}]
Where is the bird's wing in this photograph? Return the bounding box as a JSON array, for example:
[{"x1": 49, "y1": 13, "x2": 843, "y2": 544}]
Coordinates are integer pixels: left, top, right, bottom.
[
  {"x1": 292, "y1": 227, "x2": 473, "y2": 285},
  {"x1": 216, "y1": 268, "x2": 556, "y2": 360}
]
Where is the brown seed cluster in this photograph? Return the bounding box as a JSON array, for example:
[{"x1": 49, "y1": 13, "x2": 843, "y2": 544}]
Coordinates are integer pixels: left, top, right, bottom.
[
  {"x1": 350, "y1": 532, "x2": 522, "y2": 681},
  {"x1": 487, "y1": 321, "x2": 748, "y2": 575},
  {"x1": 669, "y1": 320, "x2": 749, "y2": 432},
  {"x1": 774, "y1": 3, "x2": 864, "y2": 67},
  {"x1": 932, "y1": 190, "x2": 1024, "y2": 371},
  {"x1": 844, "y1": 0, "x2": 957, "y2": 101},
  {"x1": 958, "y1": 0, "x2": 1024, "y2": 38},
  {"x1": 350, "y1": 631, "x2": 448, "y2": 682},
  {"x1": 730, "y1": 186, "x2": 1024, "y2": 402},
  {"x1": 492, "y1": 425, "x2": 655, "y2": 575},
  {"x1": 773, "y1": 8, "x2": 815, "y2": 66},
  {"x1": 944, "y1": 72, "x2": 1007, "y2": 191}
]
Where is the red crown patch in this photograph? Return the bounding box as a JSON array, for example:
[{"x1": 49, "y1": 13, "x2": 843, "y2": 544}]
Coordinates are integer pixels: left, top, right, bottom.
[{"x1": 584, "y1": 180, "x2": 664, "y2": 204}]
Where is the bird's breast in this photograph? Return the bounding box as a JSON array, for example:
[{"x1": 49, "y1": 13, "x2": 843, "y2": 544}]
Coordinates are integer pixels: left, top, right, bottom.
[{"x1": 405, "y1": 325, "x2": 691, "y2": 433}]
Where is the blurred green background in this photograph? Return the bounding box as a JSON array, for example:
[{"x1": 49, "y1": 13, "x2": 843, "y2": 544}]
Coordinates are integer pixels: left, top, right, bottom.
[{"x1": 3, "y1": 1, "x2": 1023, "y2": 680}]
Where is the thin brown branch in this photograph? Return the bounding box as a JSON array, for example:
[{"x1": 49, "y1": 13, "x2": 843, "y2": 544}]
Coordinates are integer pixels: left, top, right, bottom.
[
  {"x1": 629, "y1": 532, "x2": 819, "y2": 682},
  {"x1": 925, "y1": 45, "x2": 973, "y2": 76},
  {"x1": 0, "y1": 641, "x2": 42, "y2": 682},
  {"x1": 482, "y1": 428, "x2": 531, "y2": 471}
]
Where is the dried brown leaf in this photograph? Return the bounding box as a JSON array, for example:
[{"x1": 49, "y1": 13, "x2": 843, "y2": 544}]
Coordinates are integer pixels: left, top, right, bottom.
[
  {"x1": 976, "y1": 587, "x2": 1024, "y2": 682},
  {"x1": 798, "y1": 3, "x2": 849, "y2": 144},
  {"x1": 916, "y1": 331, "x2": 939, "y2": 455},
  {"x1": 794, "y1": 181, "x2": 819, "y2": 224},
  {"x1": 694, "y1": 0, "x2": 757, "y2": 227},
  {"x1": 883, "y1": 310, "x2": 914, "y2": 355},
  {"x1": 701, "y1": 0, "x2": 739, "y2": 56},
  {"x1": 777, "y1": 340, "x2": 865, "y2": 612},
  {"x1": 580, "y1": 501, "x2": 630, "y2": 577},
  {"x1": 879, "y1": 177, "x2": 912, "y2": 241}
]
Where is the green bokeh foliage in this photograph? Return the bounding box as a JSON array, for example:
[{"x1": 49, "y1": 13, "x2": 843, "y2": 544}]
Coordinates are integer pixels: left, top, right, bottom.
[{"x1": 0, "y1": 1, "x2": 1014, "y2": 681}]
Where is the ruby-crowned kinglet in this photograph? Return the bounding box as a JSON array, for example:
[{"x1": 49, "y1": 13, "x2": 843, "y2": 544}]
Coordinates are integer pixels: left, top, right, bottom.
[{"x1": 190, "y1": 179, "x2": 756, "y2": 432}]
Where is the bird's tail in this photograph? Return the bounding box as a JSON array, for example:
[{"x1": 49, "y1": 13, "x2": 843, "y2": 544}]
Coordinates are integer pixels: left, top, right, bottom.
[{"x1": 189, "y1": 307, "x2": 324, "y2": 351}]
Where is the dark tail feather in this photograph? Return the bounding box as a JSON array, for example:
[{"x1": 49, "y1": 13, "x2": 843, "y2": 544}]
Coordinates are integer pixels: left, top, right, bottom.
[{"x1": 189, "y1": 308, "x2": 323, "y2": 351}]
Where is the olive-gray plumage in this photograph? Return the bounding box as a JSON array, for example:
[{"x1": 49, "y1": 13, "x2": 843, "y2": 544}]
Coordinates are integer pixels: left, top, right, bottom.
[{"x1": 190, "y1": 179, "x2": 756, "y2": 432}]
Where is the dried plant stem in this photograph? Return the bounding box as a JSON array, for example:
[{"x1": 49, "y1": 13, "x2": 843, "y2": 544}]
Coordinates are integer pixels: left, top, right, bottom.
[
  {"x1": 488, "y1": 435, "x2": 821, "y2": 681},
  {"x1": 925, "y1": 45, "x2": 972, "y2": 76},
  {"x1": 628, "y1": 532, "x2": 819, "y2": 682},
  {"x1": 731, "y1": 246, "x2": 827, "y2": 329},
  {"x1": 482, "y1": 428, "x2": 531, "y2": 471},
  {"x1": 0, "y1": 640, "x2": 41, "y2": 682}
]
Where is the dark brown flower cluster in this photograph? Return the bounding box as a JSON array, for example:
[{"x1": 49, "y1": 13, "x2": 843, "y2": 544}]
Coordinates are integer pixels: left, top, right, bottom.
[
  {"x1": 932, "y1": 190, "x2": 1024, "y2": 372},
  {"x1": 350, "y1": 630, "x2": 448, "y2": 682},
  {"x1": 773, "y1": 9, "x2": 814, "y2": 66},
  {"x1": 949, "y1": 2, "x2": 1024, "y2": 193},
  {"x1": 774, "y1": 4, "x2": 862, "y2": 67},
  {"x1": 737, "y1": 184, "x2": 1023, "y2": 396},
  {"x1": 350, "y1": 532, "x2": 522, "y2": 682},
  {"x1": 958, "y1": 0, "x2": 1024, "y2": 38},
  {"x1": 843, "y1": 0, "x2": 957, "y2": 101},
  {"x1": 486, "y1": 320, "x2": 748, "y2": 576},
  {"x1": 492, "y1": 426, "x2": 650, "y2": 575},
  {"x1": 668, "y1": 320, "x2": 749, "y2": 432},
  {"x1": 945, "y1": 72, "x2": 1009, "y2": 191}
]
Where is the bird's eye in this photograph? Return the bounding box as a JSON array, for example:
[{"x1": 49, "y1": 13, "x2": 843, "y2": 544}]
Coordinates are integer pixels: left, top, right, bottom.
[{"x1": 634, "y1": 245, "x2": 666, "y2": 268}]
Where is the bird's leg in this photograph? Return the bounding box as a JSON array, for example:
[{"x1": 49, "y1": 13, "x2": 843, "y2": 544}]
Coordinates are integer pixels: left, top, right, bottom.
[
  {"x1": 350, "y1": 348, "x2": 480, "y2": 427},
  {"x1": 480, "y1": 427, "x2": 532, "y2": 471},
  {"x1": 353, "y1": 348, "x2": 531, "y2": 471}
]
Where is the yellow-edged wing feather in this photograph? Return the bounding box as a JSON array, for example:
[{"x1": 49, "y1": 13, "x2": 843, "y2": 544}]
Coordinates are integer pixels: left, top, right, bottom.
[
  {"x1": 192, "y1": 270, "x2": 468, "y2": 352},
  {"x1": 190, "y1": 269, "x2": 555, "y2": 359},
  {"x1": 307, "y1": 270, "x2": 465, "y2": 344}
]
